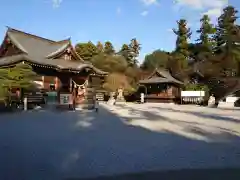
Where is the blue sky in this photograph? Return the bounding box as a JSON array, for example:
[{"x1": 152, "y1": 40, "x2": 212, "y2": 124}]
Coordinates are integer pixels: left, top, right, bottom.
[{"x1": 0, "y1": 0, "x2": 239, "y2": 62}]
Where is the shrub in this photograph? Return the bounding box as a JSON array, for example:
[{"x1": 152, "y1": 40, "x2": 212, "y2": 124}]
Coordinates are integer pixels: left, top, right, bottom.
[{"x1": 184, "y1": 83, "x2": 209, "y2": 92}]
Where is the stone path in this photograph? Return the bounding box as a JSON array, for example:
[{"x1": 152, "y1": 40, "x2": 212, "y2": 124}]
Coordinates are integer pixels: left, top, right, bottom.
[{"x1": 0, "y1": 103, "x2": 240, "y2": 179}]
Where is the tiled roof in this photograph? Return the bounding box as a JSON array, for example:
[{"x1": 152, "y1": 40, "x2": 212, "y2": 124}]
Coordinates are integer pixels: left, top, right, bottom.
[
  {"x1": 0, "y1": 54, "x2": 107, "y2": 75},
  {"x1": 6, "y1": 27, "x2": 75, "y2": 59},
  {"x1": 0, "y1": 27, "x2": 107, "y2": 75},
  {"x1": 139, "y1": 68, "x2": 183, "y2": 84}
]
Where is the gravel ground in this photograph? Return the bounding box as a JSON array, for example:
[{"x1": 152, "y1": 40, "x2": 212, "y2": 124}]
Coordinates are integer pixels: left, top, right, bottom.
[{"x1": 0, "y1": 103, "x2": 240, "y2": 180}]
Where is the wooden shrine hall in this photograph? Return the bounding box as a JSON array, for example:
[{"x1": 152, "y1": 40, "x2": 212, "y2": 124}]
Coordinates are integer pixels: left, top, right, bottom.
[
  {"x1": 139, "y1": 68, "x2": 183, "y2": 103},
  {"x1": 0, "y1": 27, "x2": 107, "y2": 108}
]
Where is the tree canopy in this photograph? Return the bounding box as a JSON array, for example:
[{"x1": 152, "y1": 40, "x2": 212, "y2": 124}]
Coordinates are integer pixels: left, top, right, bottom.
[
  {"x1": 96, "y1": 41, "x2": 104, "y2": 54},
  {"x1": 214, "y1": 6, "x2": 240, "y2": 75},
  {"x1": 75, "y1": 41, "x2": 98, "y2": 61},
  {"x1": 104, "y1": 41, "x2": 115, "y2": 55},
  {"x1": 103, "y1": 73, "x2": 134, "y2": 93},
  {"x1": 141, "y1": 50, "x2": 170, "y2": 71},
  {"x1": 196, "y1": 14, "x2": 216, "y2": 58},
  {"x1": 0, "y1": 63, "x2": 37, "y2": 99},
  {"x1": 173, "y1": 19, "x2": 191, "y2": 69},
  {"x1": 128, "y1": 38, "x2": 141, "y2": 66},
  {"x1": 72, "y1": 5, "x2": 240, "y2": 94},
  {"x1": 91, "y1": 53, "x2": 128, "y2": 73}
]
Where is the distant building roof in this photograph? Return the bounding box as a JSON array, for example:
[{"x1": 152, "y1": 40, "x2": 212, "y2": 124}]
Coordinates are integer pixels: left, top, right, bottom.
[{"x1": 139, "y1": 68, "x2": 183, "y2": 84}]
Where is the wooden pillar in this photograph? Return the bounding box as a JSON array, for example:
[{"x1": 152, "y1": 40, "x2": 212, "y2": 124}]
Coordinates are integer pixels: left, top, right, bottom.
[
  {"x1": 55, "y1": 77, "x2": 59, "y2": 90},
  {"x1": 69, "y1": 78, "x2": 72, "y2": 92},
  {"x1": 167, "y1": 86, "x2": 173, "y2": 96},
  {"x1": 42, "y1": 76, "x2": 45, "y2": 89},
  {"x1": 55, "y1": 77, "x2": 60, "y2": 104}
]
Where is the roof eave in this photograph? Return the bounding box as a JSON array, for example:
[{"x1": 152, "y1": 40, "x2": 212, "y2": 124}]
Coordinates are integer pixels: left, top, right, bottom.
[
  {"x1": 74, "y1": 64, "x2": 108, "y2": 75},
  {"x1": 46, "y1": 42, "x2": 70, "y2": 58},
  {"x1": 0, "y1": 55, "x2": 108, "y2": 75},
  {"x1": 6, "y1": 31, "x2": 28, "y2": 54},
  {"x1": 46, "y1": 42, "x2": 84, "y2": 62}
]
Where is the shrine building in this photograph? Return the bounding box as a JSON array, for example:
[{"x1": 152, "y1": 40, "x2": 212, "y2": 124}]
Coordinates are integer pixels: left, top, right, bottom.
[{"x1": 0, "y1": 27, "x2": 107, "y2": 107}]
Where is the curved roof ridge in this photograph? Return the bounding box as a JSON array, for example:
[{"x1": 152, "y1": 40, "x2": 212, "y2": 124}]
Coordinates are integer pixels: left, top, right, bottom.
[
  {"x1": 55, "y1": 38, "x2": 71, "y2": 44},
  {"x1": 6, "y1": 31, "x2": 28, "y2": 54},
  {"x1": 46, "y1": 41, "x2": 84, "y2": 62},
  {"x1": 7, "y1": 27, "x2": 56, "y2": 43},
  {"x1": 144, "y1": 68, "x2": 183, "y2": 84},
  {"x1": 46, "y1": 42, "x2": 70, "y2": 58},
  {"x1": 156, "y1": 68, "x2": 183, "y2": 84}
]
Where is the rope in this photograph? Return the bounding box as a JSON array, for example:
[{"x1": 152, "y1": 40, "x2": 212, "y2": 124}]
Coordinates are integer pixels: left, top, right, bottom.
[{"x1": 72, "y1": 79, "x2": 88, "y2": 88}]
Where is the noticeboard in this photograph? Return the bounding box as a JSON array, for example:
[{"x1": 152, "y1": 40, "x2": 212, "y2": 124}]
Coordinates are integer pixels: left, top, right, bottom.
[{"x1": 60, "y1": 93, "x2": 72, "y2": 105}]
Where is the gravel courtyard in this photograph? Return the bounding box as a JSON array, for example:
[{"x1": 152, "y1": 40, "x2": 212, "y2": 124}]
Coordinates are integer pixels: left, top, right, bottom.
[{"x1": 0, "y1": 103, "x2": 240, "y2": 179}]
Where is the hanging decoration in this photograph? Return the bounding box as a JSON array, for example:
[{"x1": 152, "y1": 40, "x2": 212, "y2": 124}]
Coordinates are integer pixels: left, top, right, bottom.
[{"x1": 72, "y1": 79, "x2": 88, "y2": 88}]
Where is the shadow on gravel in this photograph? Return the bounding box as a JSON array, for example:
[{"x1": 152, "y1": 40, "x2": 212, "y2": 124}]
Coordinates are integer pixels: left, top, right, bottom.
[
  {"x1": 70, "y1": 168, "x2": 240, "y2": 180},
  {"x1": 1, "y1": 104, "x2": 240, "y2": 180},
  {"x1": 114, "y1": 104, "x2": 240, "y2": 137},
  {"x1": 152, "y1": 106, "x2": 240, "y2": 124}
]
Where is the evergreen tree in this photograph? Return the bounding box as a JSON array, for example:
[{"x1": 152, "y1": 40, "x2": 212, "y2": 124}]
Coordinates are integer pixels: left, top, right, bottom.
[
  {"x1": 214, "y1": 6, "x2": 240, "y2": 75},
  {"x1": 119, "y1": 44, "x2": 131, "y2": 64},
  {"x1": 197, "y1": 15, "x2": 216, "y2": 56},
  {"x1": 0, "y1": 63, "x2": 37, "y2": 89},
  {"x1": 173, "y1": 19, "x2": 191, "y2": 69},
  {"x1": 75, "y1": 41, "x2": 98, "y2": 61},
  {"x1": 128, "y1": 38, "x2": 141, "y2": 66},
  {"x1": 96, "y1": 41, "x2": 104, "y2": 54},
  {"x1": 104, "y1": 41, "x2": 115, "y2": 55},
  {"x1": 141, "y1": 50, "x2": 170, "y2": 71},
  {"x1": 0, "y1": 63, "x2": 37, "y2": 101}
]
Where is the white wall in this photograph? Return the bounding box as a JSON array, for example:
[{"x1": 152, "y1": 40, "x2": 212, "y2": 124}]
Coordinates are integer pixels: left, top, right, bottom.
[
  {"x1": 181, "y1": 91, "x2": 205, "y2": 97},
  {"x1": 226, "y1": 97, "x2": 239, "y2": 103}
]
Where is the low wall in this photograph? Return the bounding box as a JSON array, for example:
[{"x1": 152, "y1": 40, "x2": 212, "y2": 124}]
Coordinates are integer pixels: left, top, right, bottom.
[
  {"x1": 181, "y1": 91, "x2": 206, "y2": 104},
  {"x1": 218, "y1": 96, "x2": 240, "y2": 108}
]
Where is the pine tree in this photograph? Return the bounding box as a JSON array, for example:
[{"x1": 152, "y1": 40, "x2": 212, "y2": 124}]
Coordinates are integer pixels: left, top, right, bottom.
[
  {"x1": 173, "y1": 19, "x2": 191, "y2": 69},
  {"x1": 120, "y1": 44, "x2": 129, "y2": 53},
  {"x1": 96, "y1": 41, "x2": 104, "y2": 54},
  {"x1": 0, "y1": 63, "x2": 37, "y2": 101},
  {"x1": 104, "y1": 41, "x2": 115, "y2": 55},
  {"x1": 128, "y1": 38, "x2": 141, "y2": 66},
  {"x1": 214, "y1": 6, "x2": 240, "y2": 75},
  {"x1": 119, "y1": 44, "x2": 131, "y2": 64},
  {"x1": 0, "y1": 63, "x2": 37, "y2": 89},
  {"x1": 197, "y1": 15, "x2": 216, "y2": 55},
  {"x1": 75, "y1": 41, "x2": 98, "y2": 61}
]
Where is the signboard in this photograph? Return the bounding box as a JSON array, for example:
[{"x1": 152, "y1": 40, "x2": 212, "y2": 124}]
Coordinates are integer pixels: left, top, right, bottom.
[
  {"x1": 60, "y1": 93, "x2": 72, "y2": 105},
  {"x1": 96, "y1": 92, "x2": 104, "y2": 101},
  {"x1": 181, "y1": 91, "x2": 205, "y2": 97}
]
